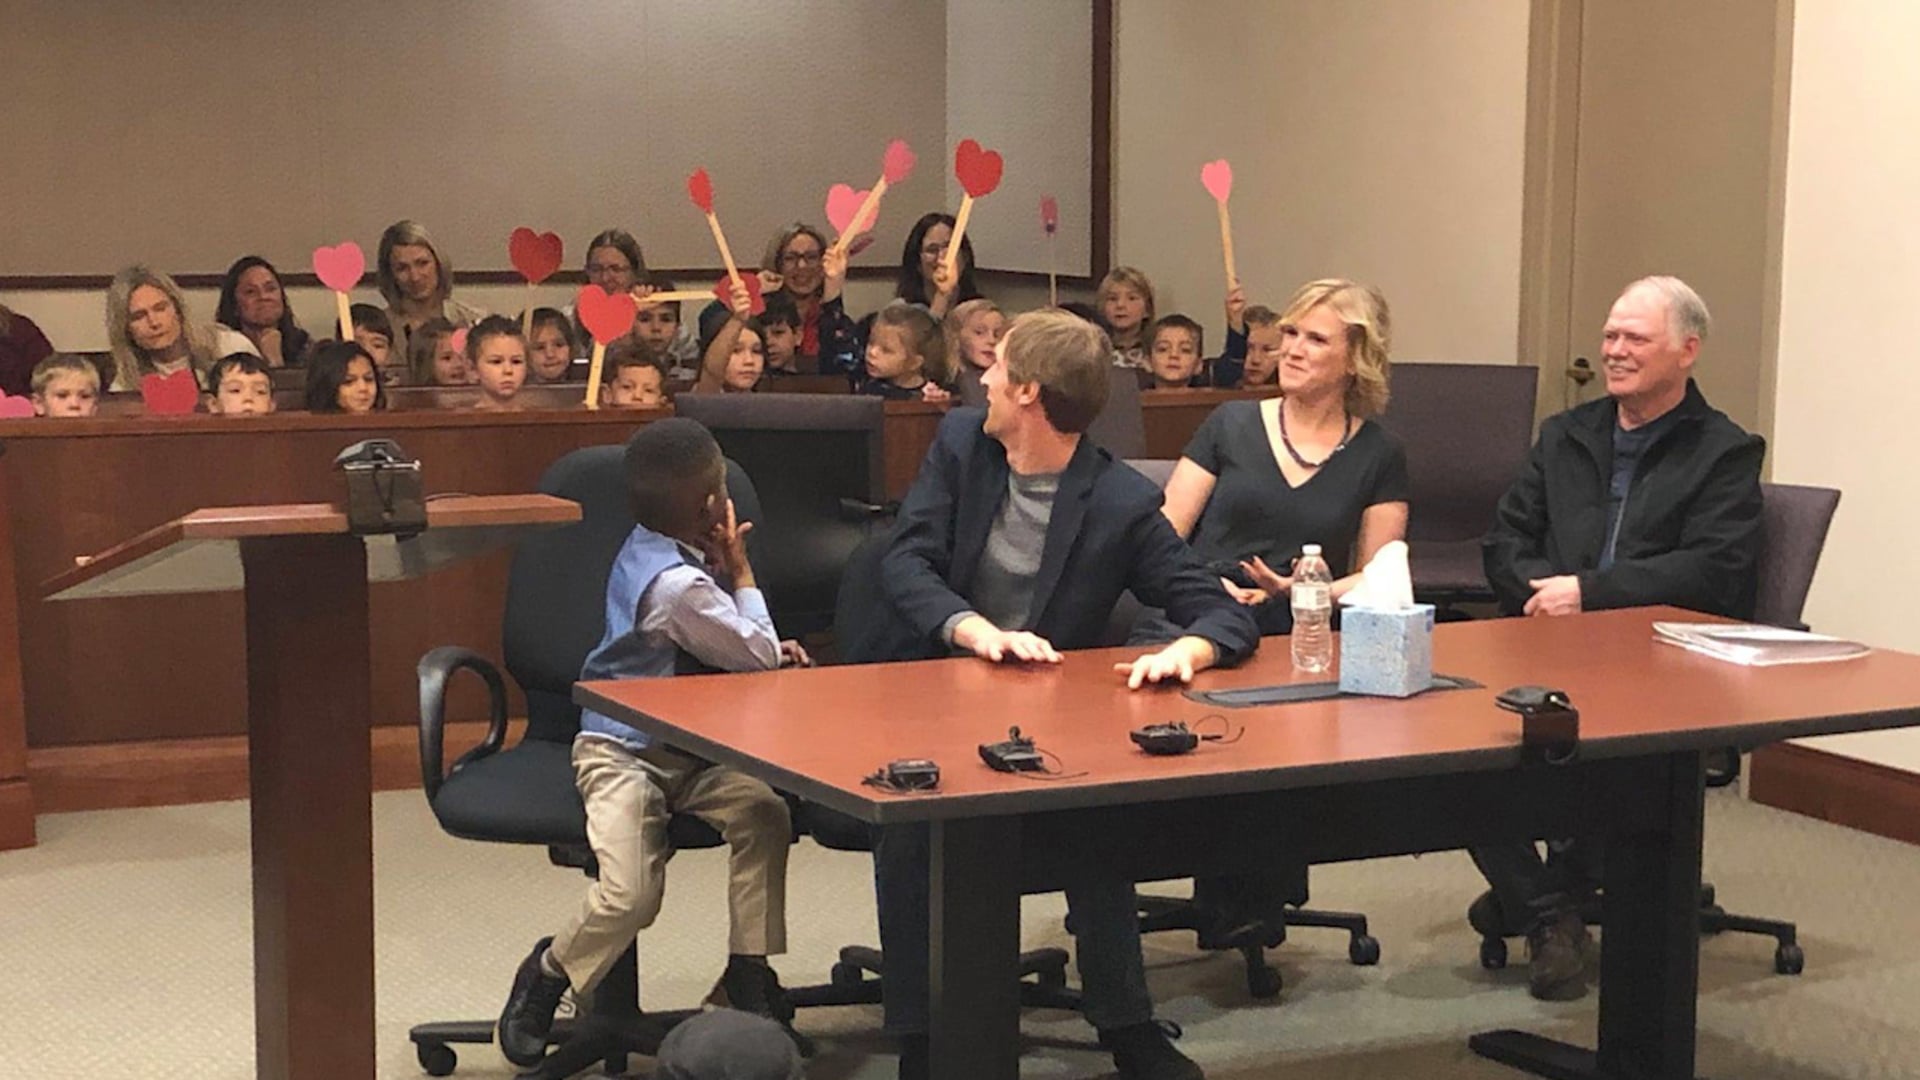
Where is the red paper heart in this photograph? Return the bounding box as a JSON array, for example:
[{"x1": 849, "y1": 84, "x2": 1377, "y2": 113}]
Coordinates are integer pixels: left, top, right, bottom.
[
  {"x1": 0, "y1": 391, "x2": 35, "y2": 419},
  {"x1": 882, "y1": 139, "x2": 916, "y2": 184},
  {"x1": 139, "y1": 370, "x2": 199, "y2": 415},
  {"x1": 825, "y1": 184, "x2": 878, "y2": 236},
  {"x1": 508, "y1": 227, "x2": 564, "y2": 285},
  {"x1": 687, "y1": 167, "x2": 715, "y2": 214},
  {"x1": 954, "y1": 139, "x2": 1004, "y2": 199},
  {"x1": 576, "y1": 286, "x2": 638, "y2": 345},
  {"x1": 1200, "y1": 159, "x2": 1234, "y2": 203},
  {"x1": 712, "y1": 273, "x2": 766, "y2": 317},
  {"x1": 1040, "y1": 195, "x2": 1060, "y2": 235},
  {"x1": 312, "y1": 241, "x2": 366, "y2": 293}
]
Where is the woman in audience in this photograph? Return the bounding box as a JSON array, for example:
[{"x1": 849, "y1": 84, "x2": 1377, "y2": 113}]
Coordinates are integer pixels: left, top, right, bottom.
[
  {"x1": 377, "y1": 220, "x2": 485, "y2": 358},
  {"x1": 215, "y1": 256, "x2": 312, "y2": 368},
  {"x1": 526, "y1": 308, "x2": 579, "y2": 383},
  {"x1": 761, "y1": 222, "x2": 835, "y2": 369},
  {"x1": 0, "y1": 300, "x2": 55, "y2": 398},
  {"x1": 943, "y1": 297, "x2": 1004, "y2": 406},
  {"x1": 467, "y1": 315, "x2": 530, "y2": 410},
  {"x1": 1158, "y1": 278, "x2": 1409, "y2": 633},
  {"x1": 1099, "y1": 266, "x2": 1157, "y2": 370},
  {"x1": 304, "y1": 340, "x2": 386, "y2": 414},
  {"x1": 407, "y1": 318, "x2": 471, "y2": 387},
  {"x1": 893, "y1": 212, "x2": 982, "y2": 318},
  {"x1": 105, "y1": 265, "x2": 258, "y2": 391}
]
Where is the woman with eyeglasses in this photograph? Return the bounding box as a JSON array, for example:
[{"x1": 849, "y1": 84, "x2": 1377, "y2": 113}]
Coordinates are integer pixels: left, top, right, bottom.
[{"x1": 894, "y1": 212, "x2": 982, "y2": 318}]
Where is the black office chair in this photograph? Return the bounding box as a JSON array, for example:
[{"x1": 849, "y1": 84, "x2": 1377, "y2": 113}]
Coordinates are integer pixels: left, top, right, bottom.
[
  {"x1": 673, "y1": 393, "x2": 887, "y2": 636},
  {"x1": 1087, "y1": 367, "x2": 1148, "y2": 459},
  {"x1": 406, "y1": 446, "x2": 768, "y2": 1078},
  {"x1": 784, "y1": 532, "x2": 1084, "y2": 1014},
  {"x1": 1116, "y1": 458, "x2": 1380, "y2": 998},
  {"x1": 1375, "y1": 363, "x2": 1538, "y2": 611},
  {"x1": 1475, "y1": 482, "x2": 1841, "y2": 977}
]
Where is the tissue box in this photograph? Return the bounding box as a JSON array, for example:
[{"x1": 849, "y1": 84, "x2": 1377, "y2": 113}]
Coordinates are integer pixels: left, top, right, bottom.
[{"x1": 1338, "y1": 604, "x2": 1436, "y2": 698}]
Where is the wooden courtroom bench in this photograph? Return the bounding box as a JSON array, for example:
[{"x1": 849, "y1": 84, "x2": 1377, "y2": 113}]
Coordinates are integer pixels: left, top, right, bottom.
[{"x1": 0, "y1": 387, "x2": 1257, "y2": 842}]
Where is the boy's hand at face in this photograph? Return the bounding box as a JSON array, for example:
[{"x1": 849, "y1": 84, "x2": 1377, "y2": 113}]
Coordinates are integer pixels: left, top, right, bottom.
[
  {"x1": 821, "y1": 246, "x2": 848, "y2": 302},
  {"x1": 702, "y1": 496, "x2": 756, "y2": 590},
  {"x1": 778, "y1": 639, "x2": 813, "y2": 668}
]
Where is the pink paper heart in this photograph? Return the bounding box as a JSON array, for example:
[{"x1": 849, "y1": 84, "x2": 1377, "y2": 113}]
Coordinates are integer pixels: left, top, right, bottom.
[
  {"x1": 825, "y1": 184, "x2": 878, "y2": 236},
  {"x1": 712, "y1": 272, "x2": 767, "y2": 317},
  {"x1": 508, "y1": 227, "x2": 564, "y2": 285},
  {"x1": 954, "y1": 139, "x2": 1004, "y2": 199},
  {"x1": 576, "y1": 285, "x2": 638, "y2": 345},
  {"x1": 312, "y1": 241, "x2": 366, "y2": 293},
  {"x1": 139, "y1": 370, "x2": 199, "y2": 415},
  {"x1": 1201, "y1": 159, "x2": 1234, "y2": 203},
  {"x1": 448, "y1": 327, "x2": 470, "y2": 355},
  {"x1": 0, "y1": 391, "x2": 35, "y2": 419},
  {"x1": 687, "y1": 167, "x2": 715, "y2": 214},
  {"x1": 1040, "y1": 195, "x2": 1059, "y2": 236},
  {"x1": 882, "y1": 139, "x2": 916, "y2": 185}
]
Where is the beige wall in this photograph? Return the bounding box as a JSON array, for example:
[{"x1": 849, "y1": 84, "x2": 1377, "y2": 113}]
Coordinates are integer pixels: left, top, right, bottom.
[
  {"x1": 1772, "y1": 0, "x2": 1920, "y2": 771},
  {"x1": 1113, "y1": 0, "x2": 1530, "y2": 366}
]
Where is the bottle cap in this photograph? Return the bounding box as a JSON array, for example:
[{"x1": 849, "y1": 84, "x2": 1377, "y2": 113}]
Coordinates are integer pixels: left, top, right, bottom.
[{"x1": 1302, "y1": 544, "x2": 1322, "y2": 556}]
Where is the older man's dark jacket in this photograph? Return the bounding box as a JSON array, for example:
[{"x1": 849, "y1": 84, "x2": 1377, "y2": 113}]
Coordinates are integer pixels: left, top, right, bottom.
[{"x1": 1483, "y1": 379, "x2": 1765, "y2": 619}]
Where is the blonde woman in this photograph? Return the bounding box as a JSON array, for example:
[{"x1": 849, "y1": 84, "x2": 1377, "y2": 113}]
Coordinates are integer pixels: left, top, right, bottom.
[
  {"x1": 105, "y1": 266, "x2": 258, "y2": 391},
  {"x1": 377, "y1": 220, "x2": 486, "y2": 359}
]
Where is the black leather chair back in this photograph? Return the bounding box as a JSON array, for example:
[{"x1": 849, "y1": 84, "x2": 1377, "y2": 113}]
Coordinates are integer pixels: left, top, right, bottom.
[
  {"x1": 1087, "y1": 366, "x2": 1147, "y2": 459},
  {"x1": 1376, "y1": 363, "x2": 1538, "y2": 544},
  {"x1": 503, "y1": 444, "x2": 762, "y2": 744},
  {"x1": 1755, "y1": 483, "x2": 1841, "y2": 630}
]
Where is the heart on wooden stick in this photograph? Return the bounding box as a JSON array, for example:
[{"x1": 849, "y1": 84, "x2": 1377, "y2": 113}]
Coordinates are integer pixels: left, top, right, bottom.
[
  {"x1": 712, "y1": 272, "x2": 767, "y2": 316},
  {"x1": 448, "y1": 327, "x2": 470, "y2": 356},
  {"x1": 1200, "y1": 159, "x2": 1234, "y2": 203},
  {"x1": 882, "y1": 139, "x2": 917, "y2": 184},
  {"x1": 576, "y1": 285, "x2": 638, "y2": 346},
  {"x1": 687, "y1": 167, "x2": 715, "y2": 214},
  {"x1": 954, "y1": 139, "x2": 1004, "y2": 198},
  {"x1": 1040, "y1": 195, "x2": 1059, "y2": 236},
  {"x1": 139, "y1": 370, "x2": 199, "y2": 415},
  {"x1": 825, "y1": 184, "x2": 879, "y2": 237},
  {"x1": 312, "y1": 241, "x2": 366, "y2": 293},
  {"x1": 508, "y1": 228, "x2": 564, "y2": 285}
]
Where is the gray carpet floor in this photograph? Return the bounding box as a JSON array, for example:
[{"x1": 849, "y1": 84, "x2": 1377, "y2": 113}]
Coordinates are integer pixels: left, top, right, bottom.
[{"x1": 1, "y1": 785, "x2": 1916, "y2": 1079}]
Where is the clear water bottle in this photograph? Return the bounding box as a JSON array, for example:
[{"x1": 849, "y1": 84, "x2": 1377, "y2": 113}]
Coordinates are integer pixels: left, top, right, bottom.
[{"x1": 1291, "y1": 544, "x2": 1333, "y2": 673}]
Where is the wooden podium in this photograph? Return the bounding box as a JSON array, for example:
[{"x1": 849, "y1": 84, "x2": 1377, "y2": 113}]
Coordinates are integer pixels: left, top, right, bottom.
[{"x1": 42, "y1": 495, "x2": 580, "y2": 1080}]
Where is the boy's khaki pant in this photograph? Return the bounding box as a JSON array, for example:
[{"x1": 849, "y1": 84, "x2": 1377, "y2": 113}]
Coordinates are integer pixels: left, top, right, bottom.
[{"x1": 549, "y1": 736, "x2": 790, "y2": 995}]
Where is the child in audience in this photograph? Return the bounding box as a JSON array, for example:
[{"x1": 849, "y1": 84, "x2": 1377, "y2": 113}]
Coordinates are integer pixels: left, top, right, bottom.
[
  {"x1": 857, "y1": 301, "x2": 949, "y2": 401},
  {"x1": 468, "y1": 315, "x2": 530, "y2": 411},
  {"x1": 942, "y1": 298, "x2": 1004, "y2": 404},
  {"x1": 697, "y1": 281, "x2": 767, "y2": 394},
  {"x1": 758, "y1": 293, "x2": 805, "y2": 377},
  {"x1": 1098, "y1": 266, "x2": 1156, "y2": 370},
  {"x1": 305, "y1": 341, "x2": 386, "y2": 414},
  {"x1": 205, "y1": 353, "x2": 276, "y2": 416},
  {"x1": 605, "y1": 345, "x2": 670, "y2": 408},
  {"x1": 350, "y1": 304, "x2": 403, "y2": 385},
  {"x1": 1145, "y1": 314, "x2": 1205, "y2": 390},
  {"x1": 632, "y1": 273, "x2": 700, "y2": 382},
  {"x1": 408, "y1": 318, "x2": 471, "y2": 387},
  {"x1": 1238, "y1": 304, "x2": 1284, "y2": 388},
  {"x1": 526, "y1": 308, "x2": 579, "y2": 383},
  {"x1": 28, "y1": 354, "x2": 101, "y2": 418},
  {"x1": 496, "y1": 419, "x2": 808, "y2": 1068}
]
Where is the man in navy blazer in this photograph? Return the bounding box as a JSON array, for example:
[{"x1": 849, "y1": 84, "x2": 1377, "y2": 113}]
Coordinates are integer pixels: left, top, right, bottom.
[{"x1": 866, "y1": 309, "x2": 1258, "y2": 1080}]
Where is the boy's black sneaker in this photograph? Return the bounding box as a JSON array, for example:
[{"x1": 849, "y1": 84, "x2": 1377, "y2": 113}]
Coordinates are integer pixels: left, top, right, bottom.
[
  {"x1": 1103, "y1": 1021, "x2": 1204, "y2": 1080},
  {"x1": 498, "y1": 937, "x2": 568, "y2": 1067}
]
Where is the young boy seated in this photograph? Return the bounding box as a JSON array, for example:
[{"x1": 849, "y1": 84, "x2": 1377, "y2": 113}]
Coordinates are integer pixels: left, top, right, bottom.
[
  {"x1": 1144, "y1": 314, "x2": 1205, "y2": 390},
  {"x1": 29, "y1": 354, "x2": 101, "y2": 418},
  {"x1": 1237, "y1": 304, "x2": 1283, "y2": 388},
  {"x1": 349, "y1": 304, "x2": 402, "y2": 385},
  {"x1": 498, "y1": 419, "x2": 809, "y2": 1067},
  {"x1": 206, "y1": 352, "x2": 276, "y2": 415},
  {"x1": 632, "y1": 272, "x2": 701, "y2": 383},
  {"x1": 758, "y1": 292, "x2": 806, "y2": 376},
  {"x1": 605, "y1": 343, "x2": 669, "y2": 408}
]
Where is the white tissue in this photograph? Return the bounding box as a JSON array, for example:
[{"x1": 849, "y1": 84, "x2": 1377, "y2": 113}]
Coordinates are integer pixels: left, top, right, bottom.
[{"x1": 1338, "y1": 540, "x2": 1415, "y2": 609}]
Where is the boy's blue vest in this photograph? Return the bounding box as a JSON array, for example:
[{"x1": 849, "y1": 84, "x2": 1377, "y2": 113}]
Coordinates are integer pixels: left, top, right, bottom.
[{"x1": 576, "y1": 526, "x2": 714, "y2": 750}]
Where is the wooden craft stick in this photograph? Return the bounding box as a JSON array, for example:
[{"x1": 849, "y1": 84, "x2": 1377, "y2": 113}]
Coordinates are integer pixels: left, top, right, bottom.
[
  {"x1": 829, "y1": 177, "x2": 890, "y2": 260},
  {"x1": 634, "y1": 290, "x2": 715, "y2": 305},
  {"x1": 583, "y1": 341, "x2": 607, "y2": 410},
  {"x1": 335, "y1": 292, "x2": 353, "y2": 341},
  {"x1": 1048, "y1": 235, "x2": 1058, "y2": 308},
  {"x1": 707, "y1": 213, "x2": 743, "y2": 290},
  {"x1": 520, "y1": 287, "x2": 536, "y2": 338},
  {"x1": 1217, "y1": 200, "x2": 1238, "y2": 289},
  {"x1": 943, "y1": 195, "x2": 976, "y2": 281}
]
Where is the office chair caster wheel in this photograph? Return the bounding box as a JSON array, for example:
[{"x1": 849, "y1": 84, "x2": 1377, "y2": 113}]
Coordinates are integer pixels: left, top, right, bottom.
[
  {"x1": 831, "y1": 961, "x2": 865, "y2": 988},
  {"x1": 1700, "y1": 903, "x2": 1727, "y2": 934},
  {"x1": 1349, "y1": 934, "x2": 1381, "y2": 966},
  {"x1": 1480, "y1": 936, "x2": 1508, "y2": 970},
  {"x1": 416, "y1": 1041, "x2": 456, "y2": 1077},
  {"x1": 1246, "y1": 963, "x2": 1283, "y2": 999},
  {"x1": 1775, "y1": 943, "x2": 1805, "y2": 975}
]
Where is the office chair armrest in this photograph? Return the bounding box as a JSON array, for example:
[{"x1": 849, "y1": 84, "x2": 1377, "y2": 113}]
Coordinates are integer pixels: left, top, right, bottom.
[
  {"x1": 838, "y1": 497, "x2": 897, "y2": 521},
  {"x1": 417, "y1": 646, "x2": 512, "y2": 801}
]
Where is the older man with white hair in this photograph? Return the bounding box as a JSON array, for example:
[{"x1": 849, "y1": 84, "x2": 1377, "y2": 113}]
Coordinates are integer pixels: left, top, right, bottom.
[{"x1": 1471, "y1": 275, "x2": 1766, "y2": 1000}]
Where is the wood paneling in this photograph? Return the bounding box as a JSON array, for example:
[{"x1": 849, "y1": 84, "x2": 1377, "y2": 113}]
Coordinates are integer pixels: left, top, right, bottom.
[
  {"x1": 0, "y1": 780, "x2": 35, "y2": 850},
  {"x1": 1749, "y1": 742, "x2": 1920, "y2": 848}
]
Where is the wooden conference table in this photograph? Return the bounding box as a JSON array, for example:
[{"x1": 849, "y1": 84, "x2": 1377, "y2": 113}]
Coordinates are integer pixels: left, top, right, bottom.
[{"x1": 578, "y1": 606, "x2": 1920, "y2": 1080}]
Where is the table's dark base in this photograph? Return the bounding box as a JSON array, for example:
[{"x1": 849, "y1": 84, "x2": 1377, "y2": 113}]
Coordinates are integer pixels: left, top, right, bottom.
[{"x1": 1470, "y1": 1030, "x2": 1701, "y2": 1080}]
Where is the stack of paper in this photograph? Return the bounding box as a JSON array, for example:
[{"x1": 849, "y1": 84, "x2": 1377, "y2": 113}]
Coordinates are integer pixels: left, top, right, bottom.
[{"x1": 1653, "y1": 622, "x2": 1870, "y2": 667}]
